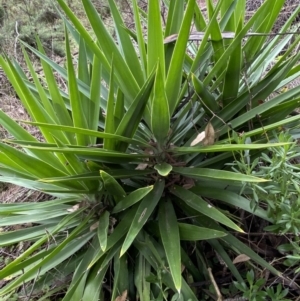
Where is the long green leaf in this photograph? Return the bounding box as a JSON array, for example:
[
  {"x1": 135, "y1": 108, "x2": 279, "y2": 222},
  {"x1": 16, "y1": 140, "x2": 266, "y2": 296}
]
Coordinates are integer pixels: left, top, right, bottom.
[
  {"x1": 147, "y1": 0, "x2": 165, "y2": 78},
  {"x1": 97, "y1": 211, "x2": 110, "y2": 251},
  {"x1": 65, "y1": 28, "x2": 88, "y2": 146},
  {"x1": 112, "y1": 186, "x2": 153, "y2": 214},
  {"x1": 120, "y1": 180, "x2": 164, "y2": 256},
  {"x1": 151, "y1": 64, "x2": 170, "y2": 145},
  {"x1": 173, "y1": 166, "x2": 268, "y2": 183},
  {"x1": 165, "y1": 0, "x2": 195, "y2": 114},
  {"x1": 178, "y1": 223, "x2": 227, "y2": 240},
  {"x1": 159, "y1": 200, "x2": 181, "y2": 292},
  {"x1": 171, "y1": 186, "x2": 243, "y2": 232}
]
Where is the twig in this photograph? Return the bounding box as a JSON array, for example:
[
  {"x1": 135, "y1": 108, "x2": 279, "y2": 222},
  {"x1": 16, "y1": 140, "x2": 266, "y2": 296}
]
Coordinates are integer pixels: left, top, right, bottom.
[
  {"x1": 207, "y1": 267, "x2": 223, "y2": 301},
  {"x1": 164, "y1": 31, "x2": 300, "y2": 44},
  {"x1": 14, "y1": 21, "x2": 20, "y2": 61}
]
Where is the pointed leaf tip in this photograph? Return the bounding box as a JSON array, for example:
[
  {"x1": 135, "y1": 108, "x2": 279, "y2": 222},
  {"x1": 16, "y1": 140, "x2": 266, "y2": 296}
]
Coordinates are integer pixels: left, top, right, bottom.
[{"x1": 154, "y1": 162, "x2": 173, "y2": 176}]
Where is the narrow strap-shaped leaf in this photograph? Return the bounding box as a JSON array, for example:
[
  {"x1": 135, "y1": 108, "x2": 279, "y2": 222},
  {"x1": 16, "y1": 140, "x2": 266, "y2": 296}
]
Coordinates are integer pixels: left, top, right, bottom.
[
  {"x1": 151, "y1": 64, "x2": 170, "y2": 145},
  {"x1": 21, "y1": 47, "x2": 60, "y2": 127},
  {"x1": 103, "y1": 60, "x2": 116, "y2": 150},
  {"x1": 114, "y1": 88, "x2": 125, "y2": 128},
  {"x1": 77, "y1": 38, "x2": 93, "y2": 146},
  {"x1": 173, "y1": 143, "x2": 289, "y2": 154},
  {"x1": 21, "y1": 122, "x2": 149, "y2": 147},
  {"x1": 108, "y1": 0, "x2": 144, "y2": 86},
  {"x1": 178, "y1": 223, "x2": 226, "y2": 240},
  {"x1": 244, "y1": 0, "x2": 285, "y2": 62},
  {"x1": 100, "y1": 170, "x2": 126, "y2": 200},
  {"x1": 112, "y1": 186, "x2": 153, "y2": 214},
  {"x1": 0, "y1": 213, "x2": 93, "y2": 295},
  {"x1": 165, "y1": 0, "x2": 195, "y2": 115},
  {"x1": 165, "y1": 1, "x2": 184, "y2": 36},
  {"x1": 89, "y1": 55, "x2": 102, "y2": 143},
  {"x1": 88, "y1": 205, "x2": 139, "y2": 269},
  {"x1": 159, "y1": 200, "x2": 181, "y2": 292},
  {"x1": 170, "y1": 185, "x2": 243, "y2": 232},
  {"x1": 173, "y1": 166, "x2": 268, "y2": 183},
  {"x1": 115, "y1": 67, "x2": 156, "y2": 151},
  {"x1": 132, "y1": 0, "x2": 147, "y2": 77},
  {"x1": 97, "y1": 211, "x2": 110, "y2": 251},
  {"x1": 0, "y1": 142, "x2": 67, "y2": 179},
  {"x1": 0, "y1": 103, "x2": 64, "y2": 169},
  {"x1": 147, "y1": 0, "x2": 165, "y2": 78},
  {"x1": 82, "y1": 257, "x2": 108, "y2": 301},
  {"x1": 222, "y1": 17, "x2": 242, "y2": 107},
  {"x1": 65, "y1": 28, "x2": 88, "y2": 146},
  {"x1": 51, "y1": 136, "x2": 89, "y2": 185},
  {"x1": 120, "y1": 180, "x2": 164, "y2": 256},
  {"x1": 192, "y1": 186, "x2": 270, "y2": 221},
  {"x1": 192, "y1": 74, "x2": 219, "y2": 114},
  {"x1": 134, "y1": 254, "x2": 151, "y2": 301},
  {"x1": 82, "y1": 0, "x2": 140, "y2": 102},
  {"x1": 112, "y1": 253, "x2": 129, "y2": 301},
  {"x1": 35, "y1": 37, "x2": 74, "y2": 132},
  {"x1": 208, "y1": 0, "x2": 225, "y2": 68},
  {"x1": 57, "y1": 0, "x2": 137, "y2": 107}
]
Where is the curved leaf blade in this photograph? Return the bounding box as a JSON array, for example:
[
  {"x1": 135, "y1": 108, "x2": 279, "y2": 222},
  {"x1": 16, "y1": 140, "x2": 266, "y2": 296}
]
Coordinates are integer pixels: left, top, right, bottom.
[
  {"x1": 159, "y1": 200, "x2": 181, "y2": 292},
  {"x1": 120, "y1": 180, "x2": 164, "y2": 256},
  {"x1": 173, "y1": 167, "x2": 268, "y2": 183},
  {"x1": 171, "y1": 186, "x2": 243, "y2": 232},
  {"x1": 178, "y1": 223, "x2": 227, "y2": 240},
  {"x1": 97, "y1": 211, "x2": 110, "y2": 251}
]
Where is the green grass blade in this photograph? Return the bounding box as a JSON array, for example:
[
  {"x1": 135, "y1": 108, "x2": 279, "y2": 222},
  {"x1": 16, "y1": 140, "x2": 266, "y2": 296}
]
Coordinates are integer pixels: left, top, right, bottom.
[
  {"x1": 165, "y1": 0, "x2": 195, "y2": 115},
  {"x1": 0, "y1": 142, "x2": 66, "y2": 179},
  {"x1": 147, "y1": 0, "x2": 165, "y2": 78},
  {"x1": 81, "y1": 0, "x2": 140, "y2": 101},
  {"x1": 173, "y1": 166, "x2": 268, "y2": 183},
  {"x1": 222, "y1": 18, "x2": 242, "y2": 107},
  {"x1": 115, "y1": 67, "x2": 156, "y2": 150},
  {"x1": 112, "y1": 186, "x2": 153, "y2": 214},
  {"x1": 192, "y1": 74, "x2": 219, "y2": 114},
  {"x1": 120, "y1": 180, "x2": 164, "y2": 256},
  {"x1": 108, "y1": 0, "x2": 144, "y2": 86},
  {"x1": 178, "y1": 223, "x2": 227, "y2": 240},
  {"x1": 114, "y1": 88, "x2": 125, "y2": 128},
  {"x1": 208, "y1": 0, "x2": 225, "y2": 68},
  {"x1": 65, "y1": 29, "x2": 88, "y2": 146},
  {"x1": 244, "y1": 0, "x2": 285, "y2": 62},
  {"x1": 171, "y1": 186, "x2": 243, "y2": 232},
  {"x1": 193, "y1": 186, "x2": 270, "y2": 221},
  {"x1": 97, "y1": 211, "x2": 110, "y2": 251},
  {"x1": 35, "y1": 37, "x2": 74, "y2": 131},
  {"x1": 159, "y1": 200, "x2": 181, "y2": 292},
  {"x1": 20, "y1": 121, "x2": 148, "y2": 147},
  {"x1": 89, "y1": 55, "x2": 101, "y2": 142},
  {"x1": 151, "y1": 64, "x2": 170, "y2": 145},
  {"x1": 100, "y1": 170, "x2": 126, "y2": 200},
  {"x1": 103, "y1": 60, "x2": 116, "y2": 150}
]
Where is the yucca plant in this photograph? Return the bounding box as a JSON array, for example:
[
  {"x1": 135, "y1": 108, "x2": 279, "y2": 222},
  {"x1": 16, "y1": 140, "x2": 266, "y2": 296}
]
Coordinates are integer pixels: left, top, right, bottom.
[{"x1": 1, "y1": 0, "x2": 300, "y2": 299}]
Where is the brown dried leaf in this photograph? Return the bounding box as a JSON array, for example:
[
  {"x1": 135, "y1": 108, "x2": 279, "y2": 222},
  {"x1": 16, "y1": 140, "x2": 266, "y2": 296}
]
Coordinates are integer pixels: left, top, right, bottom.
[
  {"x1": 115, "y1": 290, "x2": 127, "y2": 301},
  {"x1": 232, "y1": 254, "x2": 251, "y2": 264},
  {"x1": 135, "y1": 163, "x2": 148, "y2": 170},
  {"x1": 190, "y1": 131, "x2": 205, "y2": 146},
  {"x1": 203, "y1": 122, "x2": 215, "y2": 146},
  {"x1": 67, "y1": 204, "x2": 80, "y2": 212},
  {"x1": 90, "y1": 221, "x2": 99, "y2": 232}
]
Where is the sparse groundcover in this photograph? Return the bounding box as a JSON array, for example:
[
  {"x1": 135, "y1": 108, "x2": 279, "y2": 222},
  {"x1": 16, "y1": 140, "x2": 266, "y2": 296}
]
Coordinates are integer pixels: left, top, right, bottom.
[{"x1": 0, "y1": 0, "x2": 300, "y2": 300}]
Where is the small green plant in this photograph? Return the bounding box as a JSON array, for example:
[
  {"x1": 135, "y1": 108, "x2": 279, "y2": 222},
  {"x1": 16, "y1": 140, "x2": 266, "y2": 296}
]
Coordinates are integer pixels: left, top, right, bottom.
[
  {"x1": 234, "y1": 270, "x2": 289, "y2": 301},
  {"x1": 232, "y1": 131, "x2": 300, "y2": 235}
]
